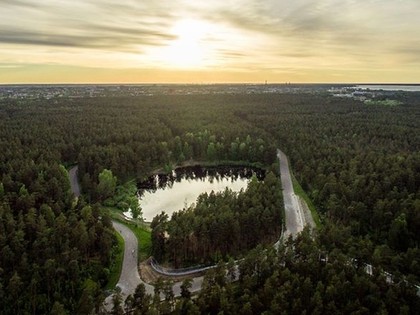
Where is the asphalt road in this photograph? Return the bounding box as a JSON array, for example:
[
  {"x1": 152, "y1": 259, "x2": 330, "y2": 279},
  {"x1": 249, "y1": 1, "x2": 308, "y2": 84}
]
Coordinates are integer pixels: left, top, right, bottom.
[
  {"x1": 104, "y1": 221, "x2": 155, "y2": 310},
  {"x1": 109, "y1": 221, "x2": 204, "y2": 297},
  {"x1": 277, "y1": 149, "x2": 306, "y2": 238},
  {"x1": 67, "y1": 165, "x2": 202, "y2": 305},
  {"x1": 104, "y1": 222, "x2": 204, "y2": 310}
]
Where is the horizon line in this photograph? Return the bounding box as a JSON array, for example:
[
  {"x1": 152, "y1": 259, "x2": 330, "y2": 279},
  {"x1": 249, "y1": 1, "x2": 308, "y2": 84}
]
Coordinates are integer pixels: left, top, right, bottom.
[{"x1": 1, "y1": 82, "x2": 420, "y2": 86}]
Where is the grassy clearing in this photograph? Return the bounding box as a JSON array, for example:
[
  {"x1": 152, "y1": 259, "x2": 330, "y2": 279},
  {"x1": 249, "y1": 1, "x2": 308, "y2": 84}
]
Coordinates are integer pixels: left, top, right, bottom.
[
  {"x1": 291, "y1": 174, "x2": 322, "y2": 228},
  {"x1": 106, "y1": 207, "x2": 152, "y2": 262},
  {"x1": 105, "y1": 231, "x2": 124, "y2": 290}
]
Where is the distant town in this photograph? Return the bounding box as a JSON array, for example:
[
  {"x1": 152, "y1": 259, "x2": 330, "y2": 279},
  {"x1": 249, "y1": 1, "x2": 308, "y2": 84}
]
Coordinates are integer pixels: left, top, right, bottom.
[
  {"x1": 1, "y1": 83, "x2": 418, "y2": 100},
  {"x1": 0, "y1": 83, "x2": 331, "y2": 99}
]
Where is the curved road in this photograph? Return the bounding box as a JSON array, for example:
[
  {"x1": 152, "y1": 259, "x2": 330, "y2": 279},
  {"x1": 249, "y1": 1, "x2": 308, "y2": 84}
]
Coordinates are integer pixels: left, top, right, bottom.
[
  {"x1": 104, "y1": 221, "x2": 205, "y2": 309},
  {"x1": 68, "y1": 150, "x2": 312, "y2": 307},
  {"x1": 104, "y1": 222, "x2": 154, "y2": 309},
  {"x1": 67, "y1": 166, "x2": 205, "y2": 306}
]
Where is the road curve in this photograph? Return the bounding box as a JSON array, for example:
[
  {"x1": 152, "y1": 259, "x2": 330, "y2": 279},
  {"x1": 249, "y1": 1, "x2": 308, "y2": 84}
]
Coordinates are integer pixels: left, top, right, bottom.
[
  {"x1": 104, "y1": 222, "x2": 155, "y2": 310},
  {"x1": 67, "y1": 165, "x2": 203, "y2": 303},
  {"x1": 104, "y1": 223, "x2": 204, "y2": 310}
]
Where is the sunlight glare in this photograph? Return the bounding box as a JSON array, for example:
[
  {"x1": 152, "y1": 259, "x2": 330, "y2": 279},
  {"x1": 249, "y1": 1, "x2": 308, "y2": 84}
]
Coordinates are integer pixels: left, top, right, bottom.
[{"x1": 158, "y1": 19, "x2": 215, "y2": 69}]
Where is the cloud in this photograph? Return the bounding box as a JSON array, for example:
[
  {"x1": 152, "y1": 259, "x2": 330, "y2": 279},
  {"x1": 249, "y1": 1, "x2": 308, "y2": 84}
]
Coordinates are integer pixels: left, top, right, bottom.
[
  {"x1": 0, "y1": 63, "x2": 23, "y2": 69},
  {"x1": 0, "y1": 0, "x2": 419, "y2": 82},
  {"x1": 0, "y1": 0, "x2": 40, "y2": 8},
  {"x1": 0, "y1": 28, "x2": 175, "y2": 52},
  {"x1": 200, "y1": 0, "x2": 420, "y2": 60},
  {"x1": 392, "y1": 44, "x2": 420, "y2": 64},
  {"x1": 0, "y1": 0, "x2": 179, "y2": 52},
  {"x1": 2, "y1": 0, "x2": 419, "y2": 59}
]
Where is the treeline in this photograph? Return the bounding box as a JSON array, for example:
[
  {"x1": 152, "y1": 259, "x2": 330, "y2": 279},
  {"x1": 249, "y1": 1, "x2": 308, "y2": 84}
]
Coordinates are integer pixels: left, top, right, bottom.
[
  {"x1": 109, "y1": 228, "x2": 420, "y2": 315},
  {"x1": 79, "y1": 129, "x2": 273, "y2": 200},
  {"x1": 0, "y1": 96, "x2": 275, "y2": 200},
  {"x1": 69, "y1": 95, "x2": 275, "y2": 199},
  {"x1": 151, "y1": 172, "x2": 283, "y2": 267}
]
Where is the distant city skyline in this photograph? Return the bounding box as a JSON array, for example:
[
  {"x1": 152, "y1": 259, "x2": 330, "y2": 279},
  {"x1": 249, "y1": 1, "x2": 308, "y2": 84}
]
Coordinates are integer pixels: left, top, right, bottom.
[{"x1": 1, "y1": 0, "x2": 419, "y2": 84}]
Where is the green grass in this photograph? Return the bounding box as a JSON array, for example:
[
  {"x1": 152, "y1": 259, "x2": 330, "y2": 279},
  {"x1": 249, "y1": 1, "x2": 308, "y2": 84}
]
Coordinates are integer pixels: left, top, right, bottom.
[
  {"x1": 128, "y1": 224, "x2": 152, "y2": 261},
  {"x1": 291, "y1": 174, "x2": 322, "y2": 228},
  {"x1": 106, "y1": 206, "x2": 152, "y2": 262},
  {"x1": 105, "y1": 231, "x2": 124, "y2": 290}
]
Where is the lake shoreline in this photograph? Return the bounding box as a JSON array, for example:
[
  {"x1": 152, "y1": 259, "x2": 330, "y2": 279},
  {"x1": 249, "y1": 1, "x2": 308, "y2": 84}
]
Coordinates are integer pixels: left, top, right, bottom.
[
  {"x1": 138, "y1": 162, "x2": 266, "y2": 222},
  {"x1": 149, "y1": 159, "x2": 266, "y2": 176}
]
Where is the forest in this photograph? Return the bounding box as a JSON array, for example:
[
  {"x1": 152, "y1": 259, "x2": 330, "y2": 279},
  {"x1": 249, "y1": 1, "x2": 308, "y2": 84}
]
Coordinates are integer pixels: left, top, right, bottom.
[
  {"x1": 111, "y1": 229, "x2": 420, "y2": 315},
  {"x1": 0, "y1": 88, "x2": 419, "y2": 314}
]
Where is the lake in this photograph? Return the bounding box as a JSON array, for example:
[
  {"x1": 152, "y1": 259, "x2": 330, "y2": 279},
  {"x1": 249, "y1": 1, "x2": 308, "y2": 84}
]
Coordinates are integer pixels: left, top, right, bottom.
[
  {"x1": 356, "y1": 85, "x2": 420, "y2": 92},
  {"x1": 133, "y1": 166, "x2": 264, "y2": 222}
]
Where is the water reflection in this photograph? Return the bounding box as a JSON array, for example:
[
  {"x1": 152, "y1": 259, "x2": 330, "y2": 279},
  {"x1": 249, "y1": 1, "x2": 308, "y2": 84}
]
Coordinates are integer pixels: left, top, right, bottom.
[{"x1": 138, "y1": 166, "x2": 264, "y2": 222}]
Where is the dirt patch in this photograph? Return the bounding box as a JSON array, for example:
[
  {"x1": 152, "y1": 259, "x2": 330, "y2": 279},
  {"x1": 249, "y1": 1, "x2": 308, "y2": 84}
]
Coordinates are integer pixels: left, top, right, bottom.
[{"x1": 139, "y1": 258, "x2": 205, "y2": 284}]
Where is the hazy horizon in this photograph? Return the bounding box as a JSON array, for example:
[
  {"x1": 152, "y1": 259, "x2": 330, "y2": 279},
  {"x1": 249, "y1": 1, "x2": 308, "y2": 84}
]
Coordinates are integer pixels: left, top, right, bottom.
[
  {"x1": 1, "y1": 0, "x2": 420, "y2": 84},
  {"x1": 1, "y1": 82, "x2": 420, "y2": 86}
]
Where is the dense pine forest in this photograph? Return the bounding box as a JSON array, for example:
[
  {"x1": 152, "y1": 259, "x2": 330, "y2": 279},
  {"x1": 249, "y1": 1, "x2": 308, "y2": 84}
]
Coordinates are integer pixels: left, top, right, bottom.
[
  {"x1": 118, "y1": 230, "x2": 419, "y2": 314},
  {"x1": 0, "y1": 88, "x2": 419, "y2": 314}
]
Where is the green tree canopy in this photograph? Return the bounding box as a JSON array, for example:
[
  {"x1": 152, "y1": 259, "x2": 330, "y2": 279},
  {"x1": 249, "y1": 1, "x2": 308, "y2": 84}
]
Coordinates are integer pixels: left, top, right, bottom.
[{"x1": 97, "y1": 169, "x2": 117, "y2": 201}]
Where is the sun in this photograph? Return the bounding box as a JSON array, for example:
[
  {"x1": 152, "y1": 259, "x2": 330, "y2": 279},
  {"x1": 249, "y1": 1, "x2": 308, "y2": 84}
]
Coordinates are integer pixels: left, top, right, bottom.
[{"x1": 159, "y1": 19, "x2": 214, "y2": 69}]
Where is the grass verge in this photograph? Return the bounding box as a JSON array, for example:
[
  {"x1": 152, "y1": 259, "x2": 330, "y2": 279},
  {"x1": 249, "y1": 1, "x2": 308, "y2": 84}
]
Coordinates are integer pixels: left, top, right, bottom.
[
  {"x1": 127, "y1": 223, "x2": 152, "y2": 261},
  {"x1": 106, "y1": 207, "x2": 152, "y2": 262},
  {"x1": 291, "y1": 174, "x2": 322, "y2": 228},
  {"x1": 105, "y1": 231, "x2": 124, "y2": 290}
]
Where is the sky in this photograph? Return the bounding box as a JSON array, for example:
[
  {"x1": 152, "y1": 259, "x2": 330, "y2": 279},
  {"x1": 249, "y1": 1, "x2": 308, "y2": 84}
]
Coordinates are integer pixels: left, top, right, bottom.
[{"x1": 0, "y1": 0, "x2": 419, "y2": 84}]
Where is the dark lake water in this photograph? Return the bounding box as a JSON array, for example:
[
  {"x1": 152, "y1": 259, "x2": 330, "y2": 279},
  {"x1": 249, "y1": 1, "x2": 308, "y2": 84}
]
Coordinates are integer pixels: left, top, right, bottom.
[{"x1": 131, "y1": 166, "x2": 265, "y2": 222}]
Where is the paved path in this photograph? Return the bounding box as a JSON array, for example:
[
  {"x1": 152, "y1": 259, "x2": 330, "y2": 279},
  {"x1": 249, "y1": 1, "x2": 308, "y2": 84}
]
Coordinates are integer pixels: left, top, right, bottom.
[
  {"x1": 104, "y1": 222, "x2": 204, "y2": 310},
  {"x1": 277, "y1": 149, "x2": 307, "y2": 238},
  {"x1": 104, "y1": 222, "x2": 155, "y2": 310}
]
